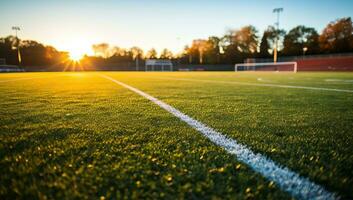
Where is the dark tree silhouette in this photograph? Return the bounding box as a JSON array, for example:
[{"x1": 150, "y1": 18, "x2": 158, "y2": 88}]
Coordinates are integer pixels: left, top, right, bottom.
[
  {"x1": 160, "y1": 48, "x2": 173, "y2": 59},
  {"x1": 222, "y1": 25, "x2": 259, "y2": 63},
  {"x1": 205, "y1": 36, "x2": 222, "y2": 64},
  {"x1": 92, "y1": 43, "x2": 111, "y2": 58},
  {"x1": 1, "y1": 16, "x2": 353, "y2": 70},
  {"x1": 0, "y1": 36, "x2": 68, "y2": 68},
  {"x1": 260, "y1": 31, "x2": 271, "y2": 57},
  {"x1": 130, "y1": 47, "x2": 144, "y2": 60},
  {"x1": 146, "y1": 48, "x2": 157, "y2": 59},
  {"x1": 0, "y1": 36, "x2": 19, "y2": 64},
  {"x1": 283, "y1": 25, "x2": 319, "y2": 56}
]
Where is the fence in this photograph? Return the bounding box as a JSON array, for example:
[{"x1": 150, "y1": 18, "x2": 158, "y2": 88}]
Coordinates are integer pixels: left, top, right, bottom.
[{"x1": 247, "y1": 53, "x2": 353, "y2": 71}]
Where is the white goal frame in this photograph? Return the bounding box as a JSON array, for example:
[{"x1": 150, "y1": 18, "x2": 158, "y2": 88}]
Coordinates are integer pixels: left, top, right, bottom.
[
  {"x1": 145, "y1": 59, "x2": 173, "y2": 71},
  {"x1": 235, "y1": 61, "x2": 297, "y2": 73}
]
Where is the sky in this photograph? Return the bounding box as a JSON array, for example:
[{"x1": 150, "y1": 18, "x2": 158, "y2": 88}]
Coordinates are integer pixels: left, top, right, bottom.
[{"x1": 0, "y1": 0, "x2": 352, "y2": 57}]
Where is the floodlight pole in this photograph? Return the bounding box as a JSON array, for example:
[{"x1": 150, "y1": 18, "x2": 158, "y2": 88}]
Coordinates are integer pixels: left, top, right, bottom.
[
  {"x1": 176, "y1": 37, "x2": 181, "y2": 67},
  {"x1": 273, "y1": 8, "x2": 283, "y2": 63},
  {"x1": 303, "y1": 47, "x2": 308, "y2": 58},
  {"x1": 136, "y1": 56, "x2": 139, "y2": 71},
  {"x1": 12, "y1": 26, "x2": 21, "y2": 65}
]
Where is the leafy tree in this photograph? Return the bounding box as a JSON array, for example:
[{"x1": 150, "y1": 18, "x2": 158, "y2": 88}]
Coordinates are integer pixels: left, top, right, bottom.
[
  {"x1": 105, "y1": 46, "x2": 133, "y2": 63},
  {"x1": 0, "y1": 36, "x2": 19, "y2": 64},
  {"x1": 261, "y1": 26, "x2": 286, "y2": 56},
  {"x1": 319, "y1": 17, "x2": 353, "y2": 53},
  {"x1": 0, "y1": 36, "x2": 68, "y2": 67},
  {"x1": 283, "y1": 25, "x2": 319, "y2": 55},
  {"x1": 205, "y1": 36, "x2": 221, "y2": 64},
  {"x1": 260, "y1": 31, "x2": 271, "y2": 57},
  {"x1": 184, "y1": 44, "x2": 196, "y2": 64},
  {"x1": 20, "y1": 40, "x2": 48, "y2": 65},
  {"x1": 92, "y1": 43, "x2": 111, "y2": 58},
  {"x1": 259, "y1": 26, "x2": 286, "y2": 57},
  {"x1": 238, "y1": 26, "x2": 259, "y2": 54},
  {"x1": 146, "y1": 48, "x2": 157, "y2": 59},
  {"x1": 222, "y1": 25, "x2": 259, "y2": 63},
  {"x1": 20, "y1": 40, "x2": 68, "y2": 67},
  {"x1": 160, "y1": 48, "x2": 173, "y2": 59},
  {"x1": 3, "y1": 16, "x2": 353, "y2": 68},
  {"x1": 188, "y1": 39, "x2": 212, "y2": 64},
  {"x1": 180, "y1": 45, "x2": 193, "y2": 64},
  {"x1": 130, "y1": 47, "x2": 144, "y2": 59},
  {"x1": 111, "y1": 46, "x2": 126, "y2": 56},
  {"x1": 184, "y1": 39, "x2": 211, "y2": 64},
  {"x1": 227, "y1": 25, "x2": 258, "y2": 53}
]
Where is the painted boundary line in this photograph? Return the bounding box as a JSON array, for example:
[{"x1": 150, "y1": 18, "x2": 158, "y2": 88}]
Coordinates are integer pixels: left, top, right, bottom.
[
  {"x1": 0, "y1": 73, "x2": 75, "y2": 83},
  {"x1": 0, "y1": 77, "x2": 42, "y2": 83},
  {"x1": 151, "y1": 77, "x2": 353, "y2": 93},
  {"x1": 100, "y1": 74, "x2": 337, "y2": 200}
]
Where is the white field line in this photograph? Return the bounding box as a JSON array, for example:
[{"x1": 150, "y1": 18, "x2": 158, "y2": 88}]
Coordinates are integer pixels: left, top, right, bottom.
[
  {"x1": 101, "y1": 74, "x2": 337, "y2": 200},
  {"x1": 151, "y1": 77, "x2": 353, "y2": 93},
  {"x1": 325, "y1": 79, "x2": 353, "y2": 83},
  {"x1": 0, "y1": 73, "x2": 78, "y2": 83},
  {"x1": 0, "y1": 77, "x2": 42, "y2": 83}
]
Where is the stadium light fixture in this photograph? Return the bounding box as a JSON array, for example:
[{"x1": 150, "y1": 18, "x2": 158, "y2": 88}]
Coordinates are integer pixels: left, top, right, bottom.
[
  {"x1": 12, "y1": 26, "x2": 20, "y2": 35},
  {"x1": 303, "y1": 47, "x2": 308, "y2": 57},
  {"x1": 272, "y1": 8, "x2": 283, "y2": 63}
]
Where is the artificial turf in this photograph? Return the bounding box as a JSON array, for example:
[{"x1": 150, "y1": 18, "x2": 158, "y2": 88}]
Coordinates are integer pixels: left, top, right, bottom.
[{"x1": 0, "y1": 72, "x2": 352, "y2": 199}]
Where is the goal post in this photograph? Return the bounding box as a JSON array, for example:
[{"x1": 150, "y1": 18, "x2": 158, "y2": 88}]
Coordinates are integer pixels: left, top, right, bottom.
[
  {"x1": 145, "y1": 59, "x2": 173, "y2": 71},
  {"x1": 235, "y1": 61, "x2": 297, "y2": 73}
]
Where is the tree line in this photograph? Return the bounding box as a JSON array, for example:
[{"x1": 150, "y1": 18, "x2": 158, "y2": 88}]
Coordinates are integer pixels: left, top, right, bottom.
[
  {"x1": 182, "y1": 17, "x2": 353, "y2": 64},
  {"x1": 0, "y1": 17, "x2": 352, "y2": 69}
]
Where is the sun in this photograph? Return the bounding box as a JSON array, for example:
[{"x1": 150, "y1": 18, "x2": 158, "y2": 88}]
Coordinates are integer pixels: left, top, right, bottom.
[
  {"x1": 54, "y1": 37, "x2": 93, "y2": 62},
  {"x1": 69, "y1": 50, "x2": 84, "y2": 62}
]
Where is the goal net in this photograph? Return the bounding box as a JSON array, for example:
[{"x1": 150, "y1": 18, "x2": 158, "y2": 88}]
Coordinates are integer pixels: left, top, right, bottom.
[
  {"x1": 145, "y1": 59, "x2": 173, "y2": 71},
  {"x1": 0, "y1": 58, "x2": 6, "y2": 65},
  {"x1": 235, "y1": 62, "x2": 297, "y2": 73}
]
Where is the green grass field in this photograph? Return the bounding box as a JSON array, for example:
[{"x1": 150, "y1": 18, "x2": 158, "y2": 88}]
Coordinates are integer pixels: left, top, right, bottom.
[{"x1": 0, "y1": 72, "x2": 352, "y2": 199}]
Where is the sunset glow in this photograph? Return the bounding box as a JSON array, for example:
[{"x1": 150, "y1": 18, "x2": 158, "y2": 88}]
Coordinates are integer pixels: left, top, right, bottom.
[
  {"x1": 1, "y1": 0, "x2": 353, "y2": 199},
  {"x1": 69, "y1": 50, "x2": 84, "y2": 61},
  {"x1": 2, "y1": 0, "x2": 352, "y2": 54},
  {"x1": 58, "y1": 37, "x2": 93, "y2": 61}
]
